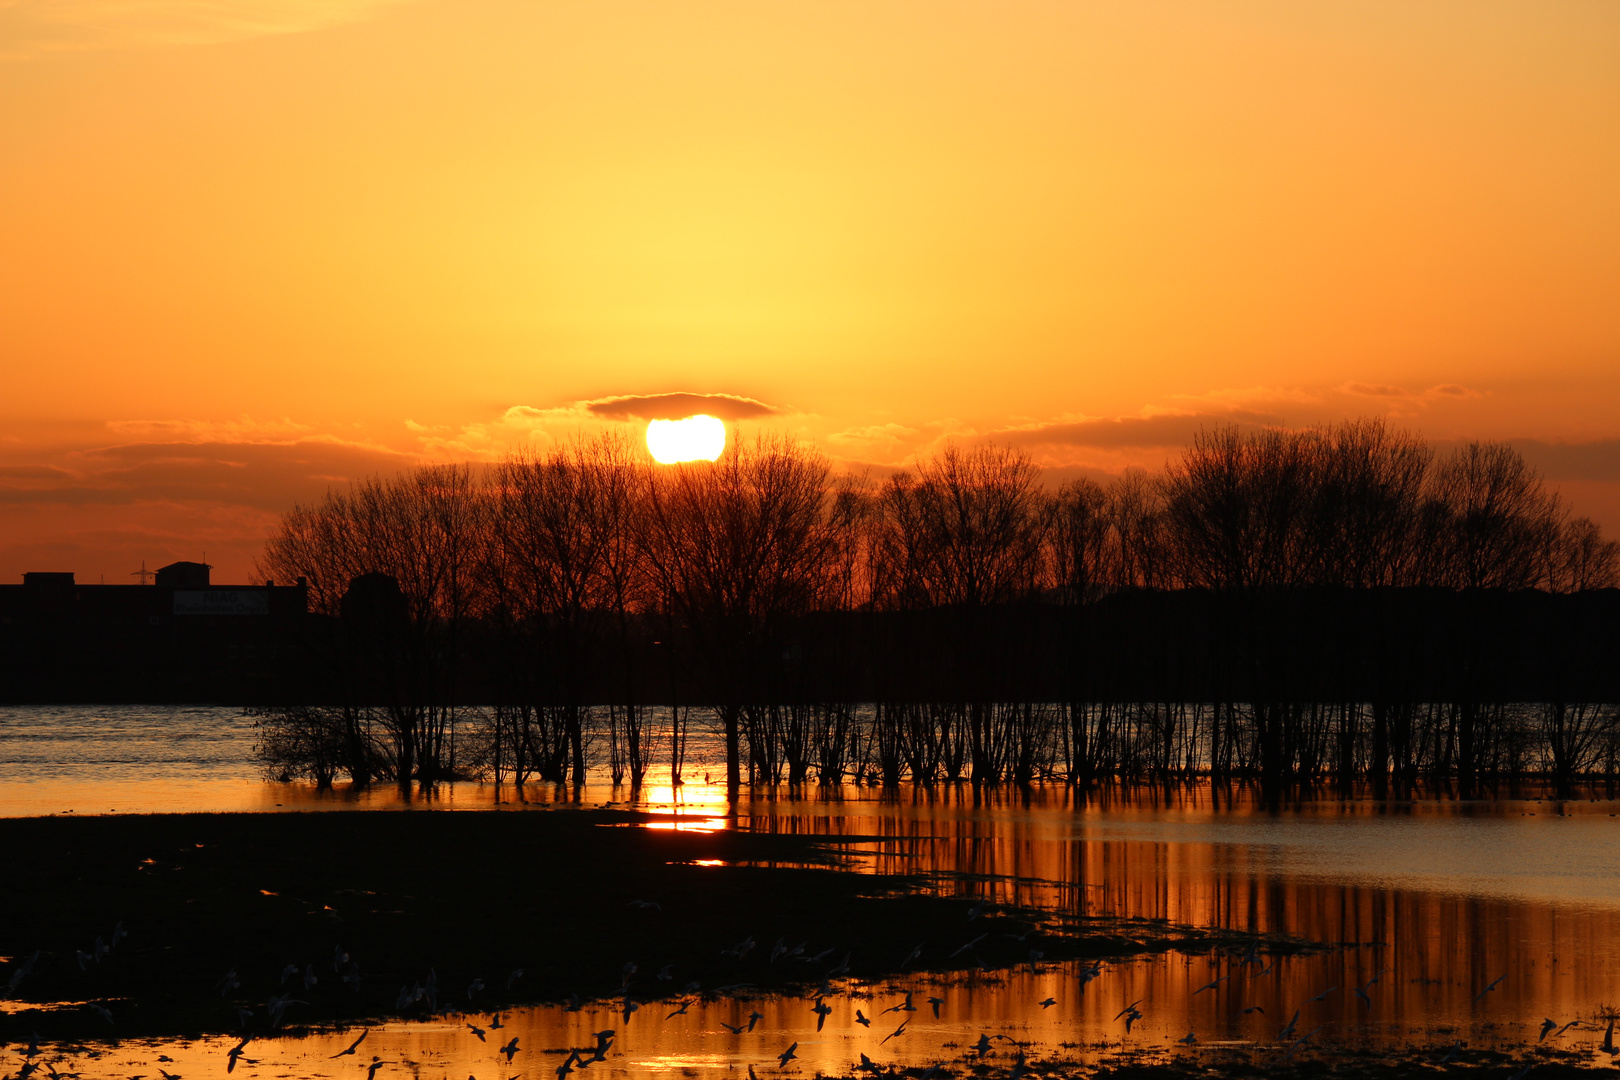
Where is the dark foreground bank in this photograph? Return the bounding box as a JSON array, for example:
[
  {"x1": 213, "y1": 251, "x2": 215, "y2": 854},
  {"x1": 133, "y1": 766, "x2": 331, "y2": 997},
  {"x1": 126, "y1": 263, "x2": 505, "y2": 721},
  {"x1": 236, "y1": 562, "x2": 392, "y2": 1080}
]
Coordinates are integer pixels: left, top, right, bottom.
[{"x1": 0, "y1": 808, "x2": 1266, "y2": 1041}]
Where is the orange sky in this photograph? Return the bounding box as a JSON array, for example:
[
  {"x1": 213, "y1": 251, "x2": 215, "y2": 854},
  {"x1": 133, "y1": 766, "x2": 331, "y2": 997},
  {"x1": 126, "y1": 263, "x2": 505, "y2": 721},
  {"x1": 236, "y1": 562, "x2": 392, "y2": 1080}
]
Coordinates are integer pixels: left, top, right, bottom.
[{"x1": 3, "y1": 0, "x2": 1619, "y2": 583}]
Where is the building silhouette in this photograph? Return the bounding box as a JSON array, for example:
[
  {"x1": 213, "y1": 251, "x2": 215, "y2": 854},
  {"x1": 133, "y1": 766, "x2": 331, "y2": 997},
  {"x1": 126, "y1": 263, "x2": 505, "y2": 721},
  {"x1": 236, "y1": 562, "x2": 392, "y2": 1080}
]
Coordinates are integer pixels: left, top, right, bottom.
[{"x1": 0, "y1": 563, "x2": 308, "y2": 703}]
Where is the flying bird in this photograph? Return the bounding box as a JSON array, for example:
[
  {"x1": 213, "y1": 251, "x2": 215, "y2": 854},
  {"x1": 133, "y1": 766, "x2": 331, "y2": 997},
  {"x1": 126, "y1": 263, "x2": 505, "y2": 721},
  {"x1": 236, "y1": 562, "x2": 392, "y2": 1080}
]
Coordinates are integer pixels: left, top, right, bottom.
[
  {"x1": 777, "y1": 1043, "x2": 798, "y2": 1068},
  {"x1": 1474, "y1": 974, "x2": 1507, "y2": 1004},
  {"x1": 881, "y1": 1021, "x2": 908, "y2": 1045},
  {"x1": 226, "y1": 1039, "x2": 252, "y2": 1074},
  {"x1": 467, "y1": 1022, "x2": 487, "y2": 1041},
  {"x1": 331, "y1": 1030, "x2": 369, "y2": 1059},
  {"x1": 1038, "y1": 998, "x2": 1056, "y2": 1009},
  {"x1": 500, "y1": 1037, "x2": 520, "y2": 1063},
  {"x1": 927, "y1": 997, "x2": 944, "y2": 1018},
  {"x1": 855, "y1": 1010, "x2": 871, "y2": 1027}
]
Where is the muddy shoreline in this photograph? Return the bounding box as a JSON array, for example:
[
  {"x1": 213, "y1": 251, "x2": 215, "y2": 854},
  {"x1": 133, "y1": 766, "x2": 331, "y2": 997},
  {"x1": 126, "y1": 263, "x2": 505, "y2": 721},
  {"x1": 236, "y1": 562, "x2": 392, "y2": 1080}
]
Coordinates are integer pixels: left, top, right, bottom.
[{"x1": 1, "y1": 808, "x2": 1278, "y2": 1042}]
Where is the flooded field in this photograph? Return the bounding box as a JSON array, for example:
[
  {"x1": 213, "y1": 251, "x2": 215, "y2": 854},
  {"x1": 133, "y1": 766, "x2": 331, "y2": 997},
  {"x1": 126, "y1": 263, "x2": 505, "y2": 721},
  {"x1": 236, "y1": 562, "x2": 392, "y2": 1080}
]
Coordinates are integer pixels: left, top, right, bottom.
[{"x1": 3, "y1": 707, "x2": 1619, "y2": 1077}]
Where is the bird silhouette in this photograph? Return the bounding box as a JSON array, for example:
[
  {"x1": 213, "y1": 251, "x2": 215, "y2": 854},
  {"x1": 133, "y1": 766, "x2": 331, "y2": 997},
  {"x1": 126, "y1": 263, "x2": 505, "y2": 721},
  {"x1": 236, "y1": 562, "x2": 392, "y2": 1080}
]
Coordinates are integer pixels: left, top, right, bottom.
[
  {"x1": 331, "y1": 1031, "x2": 368, "y2": 1059},
  {"x1": 499, "y1": 1037, "x2": 520, "y2": 1063},
  {"x1": 855, "y1": 1010, "x2": 871, "y2": 1027},
  {"x1": 1038, "y1": 998, "x2": 1056, "y2": 1009},
  {"x1": 812, "y1": 998, "x2": 832, "y2": 1031},
  {"x1": 1539, "y1": 1018, "x2": 1557, "y2": 1042},
  {"x1": 776, "y1": 1043, "x2": 797, "y2": 1068},
  {"x1": 1474, "y1": 974, "x2": 1507, "y2": 1004},
  {"x1": 927, "y1": 997, "x2": 944, "y2": 1018},
  {"x1": 1178, "y1": 1032, "x2": 1197, "y2": 1045},
  {"x1": 881, "y1": 1021, "x2": 908, "y2": 1045},
  {"x1": 1279, "y1": 1027, "x2": 1323, "y2": 1062},
  {"x1": 949, "y1": 935, "x2": 987, "y2": 959},
  {"x1": 226, "y1": 1038, "x2": 252, "y2": 1074},
  {"x1": 365, "y1": 1058, "x2": 391, "y2": 1080},
  {"x1": 467, "y1": 1022, "x2": 487, "y2": 1041}
]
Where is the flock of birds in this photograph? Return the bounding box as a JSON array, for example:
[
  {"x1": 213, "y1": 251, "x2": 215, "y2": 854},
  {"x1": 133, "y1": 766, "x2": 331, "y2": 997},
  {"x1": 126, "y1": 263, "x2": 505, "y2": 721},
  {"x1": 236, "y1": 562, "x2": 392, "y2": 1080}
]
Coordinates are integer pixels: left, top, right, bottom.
[{"x1": 5, "y1": 900, "x2": 1620, "y2": 1080}]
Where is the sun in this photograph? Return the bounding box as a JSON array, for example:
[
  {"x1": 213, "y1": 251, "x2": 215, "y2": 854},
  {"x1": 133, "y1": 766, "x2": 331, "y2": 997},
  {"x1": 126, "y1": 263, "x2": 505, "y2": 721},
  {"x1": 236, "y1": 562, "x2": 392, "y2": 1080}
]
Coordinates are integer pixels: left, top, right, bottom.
[{"x1": 646, "y1": 414, "x2": 726, "y2": 464}]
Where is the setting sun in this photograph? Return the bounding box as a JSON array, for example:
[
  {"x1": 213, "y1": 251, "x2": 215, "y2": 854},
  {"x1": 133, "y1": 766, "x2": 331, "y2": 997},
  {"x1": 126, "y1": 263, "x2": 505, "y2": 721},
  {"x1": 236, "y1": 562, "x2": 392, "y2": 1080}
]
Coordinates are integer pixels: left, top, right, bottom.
[{"x1": 646, "y1": 415, "x2": 726, "y2": 464}]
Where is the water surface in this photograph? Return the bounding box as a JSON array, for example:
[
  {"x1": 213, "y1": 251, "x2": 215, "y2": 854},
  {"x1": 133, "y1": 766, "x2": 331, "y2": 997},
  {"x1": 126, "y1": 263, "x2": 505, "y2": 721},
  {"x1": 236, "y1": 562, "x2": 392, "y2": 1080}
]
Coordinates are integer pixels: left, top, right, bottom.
[{"x1": 3, "y1": 706, "x2": 1619, "y2": 1077}]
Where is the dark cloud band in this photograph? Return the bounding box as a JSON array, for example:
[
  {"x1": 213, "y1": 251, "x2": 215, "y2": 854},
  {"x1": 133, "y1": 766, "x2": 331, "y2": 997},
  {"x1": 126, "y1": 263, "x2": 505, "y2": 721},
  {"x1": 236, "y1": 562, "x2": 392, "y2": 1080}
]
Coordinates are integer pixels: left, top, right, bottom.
[{"x1": 585, "y1": 393, "x2": 780, "y2": 422}]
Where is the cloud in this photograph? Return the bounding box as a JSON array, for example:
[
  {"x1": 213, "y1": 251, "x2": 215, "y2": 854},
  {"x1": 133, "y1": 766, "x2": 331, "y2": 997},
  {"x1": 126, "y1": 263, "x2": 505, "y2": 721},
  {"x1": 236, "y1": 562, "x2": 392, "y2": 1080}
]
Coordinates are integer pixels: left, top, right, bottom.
[
  {"x1": 0, "y1": 438, "x2": 415, "y2": 511},
  {"x1": 1339, "y1": 382, "x2": 1481, "y2": 403},
  {"x1": 996, "y1": 409, "x2": 1286, "y2": 451},
  {"x1": 1507, "y1": 439, "x2": 1620, "y2": 484},
  {"x1": 0, "y1": 0, "x2": 410, "y2": 57},
  {"x1": 0, "y1": 464, "x2": 75, "y2": 481},
  {"x1": 585, "y1": 392, "x2": 781, "y2": 422},
  {"x1": 827, "y1": 423, "x2": 919, "y2": 451},
  {"x1": 105, "y1": 415, "x2": 314, "y2": 441}
]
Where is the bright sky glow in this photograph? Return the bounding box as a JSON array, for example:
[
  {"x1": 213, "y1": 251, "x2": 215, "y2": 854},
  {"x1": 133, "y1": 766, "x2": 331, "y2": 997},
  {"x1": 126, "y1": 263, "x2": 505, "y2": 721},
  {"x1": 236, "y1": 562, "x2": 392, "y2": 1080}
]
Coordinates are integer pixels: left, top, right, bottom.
[
  {"x1": 646, "y1": 415, "x2": 726, "y2": 464},
  {"x1": 3, "y1": 1, "x2": 1620, "y2": 581}
]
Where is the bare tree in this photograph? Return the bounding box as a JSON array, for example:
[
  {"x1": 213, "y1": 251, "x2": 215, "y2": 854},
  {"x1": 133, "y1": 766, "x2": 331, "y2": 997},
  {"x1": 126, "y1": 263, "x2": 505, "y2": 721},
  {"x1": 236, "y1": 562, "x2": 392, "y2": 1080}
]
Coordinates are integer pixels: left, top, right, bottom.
[{"x1": 638, "y1": 432, "x2": 841, "y2": 792}]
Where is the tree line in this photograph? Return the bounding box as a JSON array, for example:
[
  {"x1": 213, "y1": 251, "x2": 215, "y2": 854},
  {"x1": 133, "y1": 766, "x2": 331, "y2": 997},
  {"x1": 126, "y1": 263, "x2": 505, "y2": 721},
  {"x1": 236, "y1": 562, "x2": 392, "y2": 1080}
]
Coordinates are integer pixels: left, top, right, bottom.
[{"x1": 256, "y1": 419, "x2": 1620, "y2": 796}]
